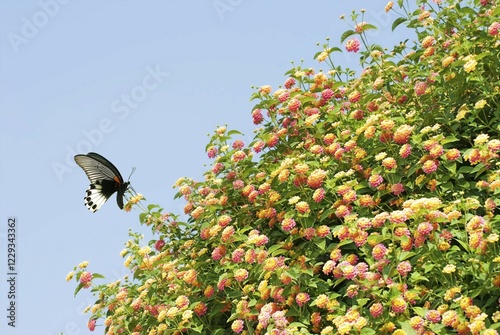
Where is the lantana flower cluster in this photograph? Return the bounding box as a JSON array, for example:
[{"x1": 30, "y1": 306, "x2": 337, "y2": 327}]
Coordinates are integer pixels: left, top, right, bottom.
[{"x1": 69, "y1": 1, "x2": 500, "y2": 334}]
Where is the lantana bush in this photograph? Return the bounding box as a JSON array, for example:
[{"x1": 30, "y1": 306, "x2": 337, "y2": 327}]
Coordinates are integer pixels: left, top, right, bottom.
[{"x1": 68, "y1": 1, "x2": 500, "y2": 334}]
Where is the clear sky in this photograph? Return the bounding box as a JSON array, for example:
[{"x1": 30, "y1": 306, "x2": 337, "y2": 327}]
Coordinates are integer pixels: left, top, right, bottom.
[{"x1": 0, "y1": 1, "x2": 410, "y2": 334}]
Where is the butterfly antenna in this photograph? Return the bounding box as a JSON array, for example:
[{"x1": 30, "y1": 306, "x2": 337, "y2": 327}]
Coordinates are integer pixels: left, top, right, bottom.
[
  {"x1": 126, "y1": 167, "x2": 138, "y2": 196},
  {"x1": 128, "y1": 167, "x2": 136, "y2": 181}
]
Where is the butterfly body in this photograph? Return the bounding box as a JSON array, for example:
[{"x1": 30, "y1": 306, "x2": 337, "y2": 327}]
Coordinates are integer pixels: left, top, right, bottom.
[{"x1": 74, "y1": 152, "x2": 129, "y2": 212}]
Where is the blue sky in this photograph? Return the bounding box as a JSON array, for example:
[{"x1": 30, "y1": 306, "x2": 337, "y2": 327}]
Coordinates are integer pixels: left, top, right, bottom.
[{"x1": 0, "y1": 1, "x2": 409, "y2": 334}]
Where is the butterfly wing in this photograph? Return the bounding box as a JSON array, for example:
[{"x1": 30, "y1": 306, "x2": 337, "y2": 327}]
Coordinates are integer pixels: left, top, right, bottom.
[
  {"x1": 74, "y1": 152, "x2": 128, "y2": 212},
  {"x1": 75, "y1": 152, "x2": 125, "y2": 184}
]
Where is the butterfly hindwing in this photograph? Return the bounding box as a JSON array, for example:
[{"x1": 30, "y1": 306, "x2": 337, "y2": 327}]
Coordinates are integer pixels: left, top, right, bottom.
[
  {"x1": 84, "y1": 181, "x2": 111, "y2": 212},
  {"x1": 74, "y1": 152, "x2": 130, "y2": 212}
]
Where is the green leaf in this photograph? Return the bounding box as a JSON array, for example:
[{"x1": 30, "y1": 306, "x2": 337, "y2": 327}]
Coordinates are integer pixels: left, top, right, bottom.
[
  {"x1": 302, "y1": 268, "x2": 314, "y2": 277},
  {"x1": 472, "y1": 164, "x2": 488, "y2": 178},
  {"x1": 392, "y1": 17, "x2": 406, "y2": 31},
  {"x1": 308, "y1": 280, "x2": 318, "y2": 288},
  {"x1": 455, "y1": 239, "x2": 470, "y2": 252},
  {"x1": 314, "y1": 238, "x2": 326, "y2": 251},
  {"x1": 409, "y1": 271, "x2": 429, "y2": 283},
  {"x1": 445, "y1": 162, "x2": 456, "y2": 174},
  {"x1": 361, "y1": 24, "x2": 378, "y2": 32},
  {"x1": 74, "y1": 283, "x2": 84, "y2": 297},
  {"x1": 191, "y1": 324, "x2": 204, "y2": 333},
  {"x1": 320, "y1": 207, "x2": 336, "y2": 221},
  {"x1": 288, "y1": 322, "x2": 308, "y2": 329},
  {"x1": 423, "y1": 262, "x2": 435, "y2": 273},
  {"x1": 268, "y1": 244, "x2": 287, "y2": 256},
  {"x1": 399, "y1": 320, "x2": 419, "y2": 335},
  {"x1": 442, "y1": 135, "x2": 459, "y2": 144},
  {"x1": 360, "y1": 328, "x2": 377, "y2": 335},
  {"x1": 397, "y1": 251, "x2": 416, "y2": 261},
  {"x1": 356, "y1": 298, "x2": 370, "y2": 307},
  {"x1": 330, "y1": 46, "x2": 342, "y2": 54},
  {"x1": 228, "y1": 130, "x2": 243, "y2": 136},
  {"x1": 340, "y1": 30, "x2": 356, "y2": 43},
  {"x1": 250, "y1": 92, "x2": 261, "y2": 101},
  {"x1": 457, "y1": 165, "x2": 473, "y2": 174},
  {"x1": 367, "y1": 234, "x2": 385, "y2": 245},
  {"x1": 406, "y1": 162, "x2": 420, "y2": 177},
  {"x1": 412, "y1": 307, "x2": 428, "y2": 317},
  {"x1": 147, "y1": 204, "x2": 161, "y2": 211},
  {"x1": 460, "y1": 6, "x2": 477, "y2": 16},
  {"x1": 284, "y1": 269, "x2": 298, "y2": 280}
]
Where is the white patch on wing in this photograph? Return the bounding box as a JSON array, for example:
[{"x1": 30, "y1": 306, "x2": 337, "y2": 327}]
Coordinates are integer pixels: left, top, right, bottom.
[{"x1": 84, "y1": 183, "x2": 110, "y2": 212}]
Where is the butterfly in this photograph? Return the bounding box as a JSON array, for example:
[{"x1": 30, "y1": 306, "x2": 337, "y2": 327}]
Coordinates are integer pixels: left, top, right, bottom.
[{"x1": 74, "y1": 152, "x2": 131, "y2": 212}]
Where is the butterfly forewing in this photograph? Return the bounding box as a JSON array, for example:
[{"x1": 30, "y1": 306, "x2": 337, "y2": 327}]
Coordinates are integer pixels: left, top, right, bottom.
[
  {"x1": 74, "y1": 152, "x2": 129, "y2": 212},
  {"x1": 74, "y1": 153, "x2": 124, "y2": 184}
]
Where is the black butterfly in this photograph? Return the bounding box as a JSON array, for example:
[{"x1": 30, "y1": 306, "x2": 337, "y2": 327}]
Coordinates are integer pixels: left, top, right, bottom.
[{"x1": 74, "y1": 152, "x2": 130, "y2": 212}]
